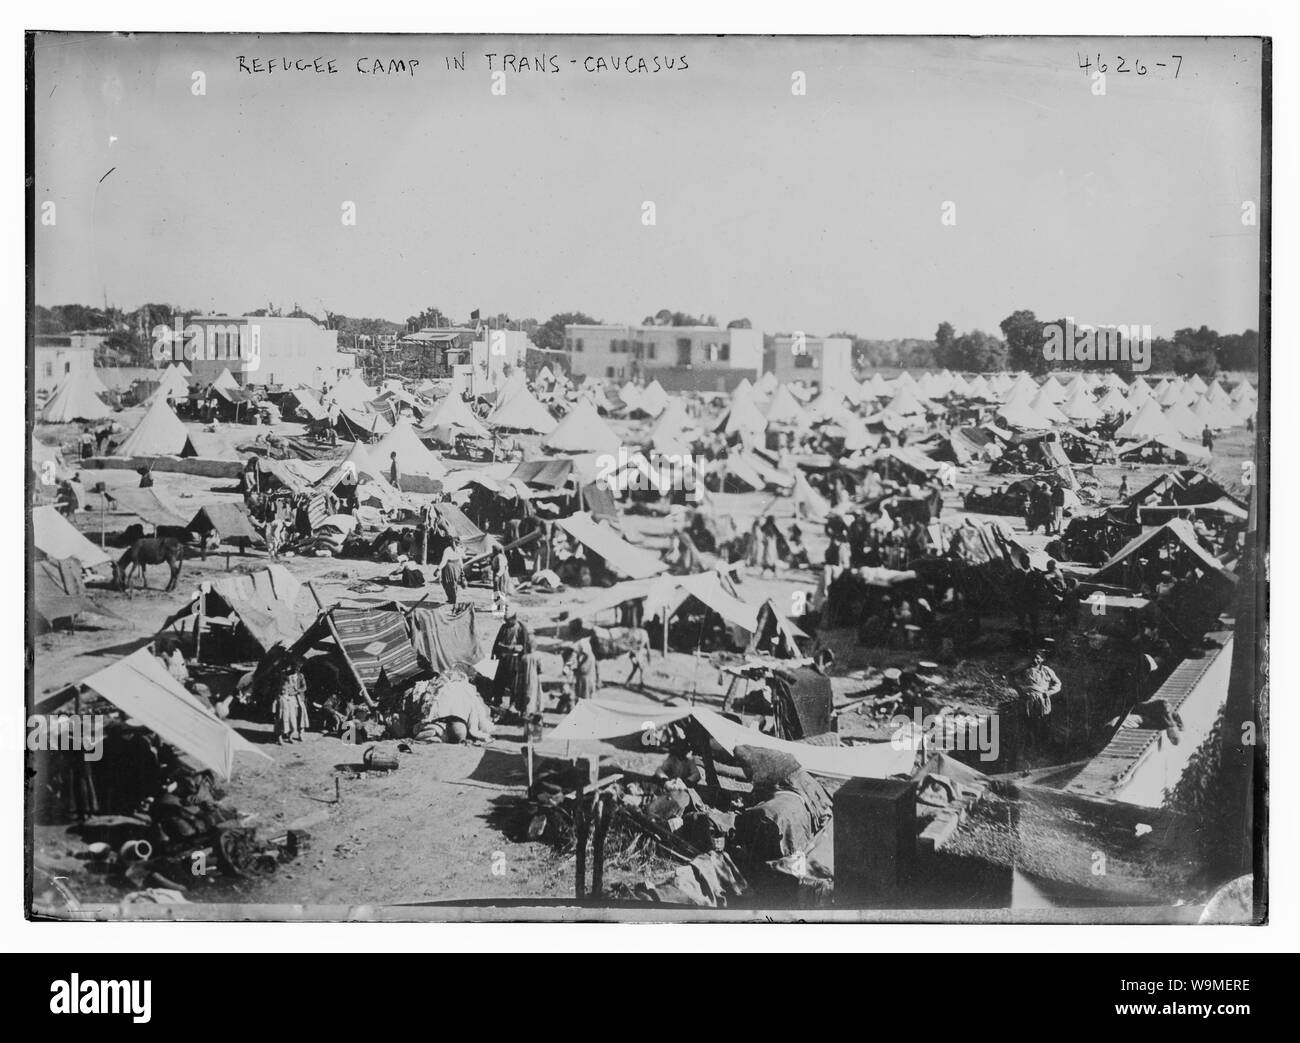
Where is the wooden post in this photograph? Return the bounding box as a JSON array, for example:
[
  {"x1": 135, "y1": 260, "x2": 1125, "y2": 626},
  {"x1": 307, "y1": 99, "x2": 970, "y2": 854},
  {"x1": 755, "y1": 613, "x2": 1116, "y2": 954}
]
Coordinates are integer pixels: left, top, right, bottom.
[
  {"x1": 591, "y1": 794, "x2": 610, "y2": 899},
  {"x1": 306, "y1": 580, "x2": 324, "y2": 610},
  {"x1": 573, "y1": 794, "x2": 589, "y2": 900},
  {"x1": 194, "y1": 595, "x2": 204, "y2": 663}
]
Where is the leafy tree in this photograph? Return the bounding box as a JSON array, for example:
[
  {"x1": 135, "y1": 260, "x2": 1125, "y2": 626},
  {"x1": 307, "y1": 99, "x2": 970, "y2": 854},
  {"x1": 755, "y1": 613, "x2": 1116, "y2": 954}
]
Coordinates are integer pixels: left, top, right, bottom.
[
  {"x1": 1000, "y1": 309, "x2": 1048, "y2": 375},
  {"x1": 531, "y1": 311, "x2": 599, "y2": 352},
  {"x1": 727, "y1": 318, "x2": 753, "y2": 329}
]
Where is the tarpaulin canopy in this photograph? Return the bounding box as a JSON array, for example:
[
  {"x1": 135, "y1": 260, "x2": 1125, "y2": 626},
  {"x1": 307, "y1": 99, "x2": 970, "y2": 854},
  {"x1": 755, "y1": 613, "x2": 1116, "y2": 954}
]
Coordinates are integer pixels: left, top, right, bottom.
[
  {"x1": 555, "y1": 511, "x2": 668, "y2": 579},
  {"x1": 33, "y1": 557, "x2": 101, "y2": 625},
  {"x1": 105, "y1": 486, "x2": 190, "y2": 529},
  {"x1": 80, "y1": 648, "x2": 271, "y2": 779},
  {"x1": 188, "y1": 503, "x2": 262, "y2": 547},
  {"x1": 33, "y1": 505, "x2": 112, "y2": 570},
  {"x1": 294, "y1": 605, "x2": 424, "y2": 696},
  {"x1": 1092, "y1": 518, "x2": 1235, "y2": 586},
  {"x1": 408, "y1": 603, "x2": 489, "y2": 674},
  {"x1": 541, "y1": 700, "x2": 917, "y2": 780},
  {"x1": 168, "y1": 564, "x2": 307, "y2": 653}
]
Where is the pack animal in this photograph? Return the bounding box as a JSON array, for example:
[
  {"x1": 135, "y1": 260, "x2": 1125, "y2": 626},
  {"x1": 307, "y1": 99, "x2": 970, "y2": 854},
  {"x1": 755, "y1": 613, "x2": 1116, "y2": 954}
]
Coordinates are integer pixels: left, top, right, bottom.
[{"x1": 113, "y1": 537, "x2": 186, "y2": 593}]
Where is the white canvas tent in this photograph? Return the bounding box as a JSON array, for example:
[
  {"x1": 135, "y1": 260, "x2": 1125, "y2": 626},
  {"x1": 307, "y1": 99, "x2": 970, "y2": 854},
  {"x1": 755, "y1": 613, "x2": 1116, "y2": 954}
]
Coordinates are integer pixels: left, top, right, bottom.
[
  {"x1": 40, "y1": 371, "x2": 112, "y2": 422},
  {"x1": 112, "y1": 398, "x2": 197, "y2": 458},
  {"x1": 544, "y1": 398, "x2": 621, "y2": 456},
  {"x1": 33, "y1": 505, "x2": 112, "y2": 570}
]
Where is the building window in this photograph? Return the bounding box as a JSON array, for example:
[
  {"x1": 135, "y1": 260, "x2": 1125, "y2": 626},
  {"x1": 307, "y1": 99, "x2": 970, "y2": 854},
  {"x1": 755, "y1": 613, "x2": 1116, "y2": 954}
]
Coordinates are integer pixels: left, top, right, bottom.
[
  {"x1": 676, "y1": 338, "x2": 692, "y2": 366},
  {"x1": 576, "y1": 338, "x2": 584, "y2": 352},
  {"x1": 647, "y1": 343, "x2": 657, "y2": 360},
  {"x1": 44, "y1": 362, "x2": 53, "y2": 377},
  {"x1": 65, "y1": 361, "x2": 72, "y2": 373},
  {"x1": 606, "y1": 366, "x2": 616, "y2": 378},
  {"x1": 794, "y1": 354, "x2": 814, "y2": 369},
  {"x1": 719, "y1": 342, "x2": 731, "y2": 361},
  {"x1": 565, "y1": 337, "x2": 573, "y2": 351}
]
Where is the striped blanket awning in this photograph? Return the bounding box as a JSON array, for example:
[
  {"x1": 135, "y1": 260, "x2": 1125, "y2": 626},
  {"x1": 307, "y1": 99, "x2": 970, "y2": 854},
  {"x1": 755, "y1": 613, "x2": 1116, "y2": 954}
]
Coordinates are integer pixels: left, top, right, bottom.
[
  {"x1": 307, "y1": 493, "x2": 331, "y2": 532},
  {"x1": 325, "y1": 606, "x2": 423, "y2": 694}
]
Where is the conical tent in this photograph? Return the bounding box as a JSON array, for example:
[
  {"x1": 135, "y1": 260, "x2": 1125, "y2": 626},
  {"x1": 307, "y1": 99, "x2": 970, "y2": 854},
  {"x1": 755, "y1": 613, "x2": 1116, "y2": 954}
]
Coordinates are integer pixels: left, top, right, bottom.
[
  {"x1": 488, "y1": 385, "x2": 558, "y2": 434},
  {"x1": 1190, "y1": 394, "x2": 1237, "y2": 430},
  {"x1": 1037, "y1": 375, "x2": 1068, "y2": 403},
  {"x1": 420, "y1": 392, "x2": 491, "y2": 441},
  {"x1": 1002, "y1": 372, "x2": 1039, "y2": 402},
  {"x1": 1158, "y1": 380, "x2": 1186, "y2": 407},
  {"x1": 714, "y1": 392, "x2": 768, "y2": 443},
  {"x1": 85, "y1": 367, "x2": 110, "y2": 395},
  {"x1": 113, "y1": 397, "x2": 196, "y2": 457},
  {"x1": 755, "y1": 371, "x2": 779, "y2": 394},
  {"x1": 996, "y1": 398, "x2": 1051, "y2": 430},
  {"x1": 172, "y1": 361, "x2": 193, "y2": 379},
  {"x1": 965, "y1": 375, "x2": 994, "y2": 400},
  {"x1": 40, "y1": 371, "x2": 112, "y2": 422},
  {"x1": 763, "y1": 384, "x2": 810, "y2": 426},
  {"x1": 806, "y1": 389, "x2": 854, "y2": 424},
  {"x1": 1115, "y1": 397, "x2": 1175, "y2": 441},
  {"x1": 636, "y1": 380, "x2": 669, "y2": 417},
  {"x1": 1186, "y1": 373, "x2": 1207, "y2": 394},
  {"x1": 1096, "y1": 386, "x2": 1130, "y2": 414},
  {"x1": 650, "y1": 397, "x2": 696, "y2": 453},
  {"x1": 1205, "y1": 381, "x2": 1232, "y2": 407},
  {"x1": 989, "y1": 373, "x2": 1014, "y2": 394},
  {"x1": 1059, "y1": 381, "x2": 1103, "y2": 422},
  {"x1": 146, "y1": 365, "x2": 191, "y2": 404},
  {"x1": 544, "y1": 398, "x2": 621, "y2": 456},
  {"x1": 947, "y1": 372, "x2": 971, "y2": 396},
  {"x1": 1126, "y1": 378, "x2": 1151, "y2": 406},
  {"x1": 1230, "y1": 380, "x2": 1257, "y2": 403},
  {"x1": 211, "y1": 367, "x2": 240, "y2": 391},
  {"x1": 493, "y1": 370, "x2": 528, "y2": 408},
  {"x1": 324, "y1": 370, "x2": 374, "y2": 412},
  {"x1": 885, "y1": 384, "x2": 928, "y2": 415},
  {"x1": 862, "y1": 373, "x2": 891, "y2": 399},
  {"x1": 619, "y1": 382, "x2": 643, "y2": 412},
  {"x1": 372, "y1": 418, "x2": 448, "y2": 478},
  {"x1": 1030, "y1": 387, "x2": 1068, "y2": 425},
  {"x1": 1162, "y1": 401, "x2": 1204, "y2": 440}
]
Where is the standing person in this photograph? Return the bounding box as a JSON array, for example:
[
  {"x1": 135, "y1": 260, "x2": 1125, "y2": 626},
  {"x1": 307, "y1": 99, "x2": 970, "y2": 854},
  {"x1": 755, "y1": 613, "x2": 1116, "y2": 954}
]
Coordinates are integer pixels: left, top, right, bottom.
[
  {"x1": 1118, "y1": 475, "x2": 1130, "y2": 500},
  {"x1": 273, "y1": 658, "x2": 309, "y2": 744},
  {"x1": 1049, "y1": 482, "x2": 1066, "y2": 535},
  {"x1": 1014, "y1": 649, "x2": 1061, "y2": 763},
  {"x1": 78, "y1": 425, "x2": 95, "y2": 460},
  {"x1": 388, "y1": 451, "x2": 400, "y2": 490},
  {"x1": 490, "y1": 541, "x2": 512, "y2": 613},
  {"x1": 490, "y1": 605, "x2": 533, "y2": 711},
  {"x1": 625, "y1": 625, "x2": 650, "y2": 689},
  {"x1": 438, "y1": 538, "x2": 465, "y2": 607},
  {"x1": 266, "y1": 514, "x2": 284, "y2": 562},
  {"x1": 759, "y1": 515, "x2": 782, "y2": 577},
  {"x1": 1202, "y1": 425, "x2": 1215, "y2": 453},
  {"x1": 568, "y1": 621, "x2": 601, "y2": 702}
]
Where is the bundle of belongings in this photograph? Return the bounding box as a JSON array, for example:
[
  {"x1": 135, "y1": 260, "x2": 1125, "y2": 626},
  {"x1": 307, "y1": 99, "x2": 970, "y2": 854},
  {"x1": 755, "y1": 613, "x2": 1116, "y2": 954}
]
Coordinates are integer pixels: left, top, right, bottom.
[
  {"x1": 401, "y1": 670, "x2": 494, "y2": 744},
  {"x1": 730, "y1": 745, "x2": 835, "y2": 898}
]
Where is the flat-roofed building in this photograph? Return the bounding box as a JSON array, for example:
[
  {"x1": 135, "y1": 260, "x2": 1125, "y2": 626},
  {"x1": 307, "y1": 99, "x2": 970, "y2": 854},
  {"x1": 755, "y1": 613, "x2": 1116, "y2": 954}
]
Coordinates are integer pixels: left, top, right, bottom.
[
  {"x1": 561, "y1": 323, "x2": 761, "y2": 393},
  {"x1": 34, "y1": 334, "x2": 102, "y2": 396},
  {"x1": 767, "y1": 333, "x2": 853, "y2": 393},
  {"x1": 162, "y1": 315, "x2": 355, "y2": 389}
]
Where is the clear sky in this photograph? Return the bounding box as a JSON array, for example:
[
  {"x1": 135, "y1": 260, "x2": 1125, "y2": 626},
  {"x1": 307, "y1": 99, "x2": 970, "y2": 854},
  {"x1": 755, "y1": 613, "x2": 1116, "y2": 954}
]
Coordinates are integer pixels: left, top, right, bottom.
[{"x1": 32, "y1": 34, "x2": 1264, "y2": 339}]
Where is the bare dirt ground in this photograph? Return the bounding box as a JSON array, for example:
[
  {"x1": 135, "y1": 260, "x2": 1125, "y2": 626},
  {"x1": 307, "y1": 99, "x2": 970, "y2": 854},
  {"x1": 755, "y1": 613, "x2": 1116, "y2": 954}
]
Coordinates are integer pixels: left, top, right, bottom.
[{"x1": 29, "y1": 409, "x2": 1258, "y2": 910}]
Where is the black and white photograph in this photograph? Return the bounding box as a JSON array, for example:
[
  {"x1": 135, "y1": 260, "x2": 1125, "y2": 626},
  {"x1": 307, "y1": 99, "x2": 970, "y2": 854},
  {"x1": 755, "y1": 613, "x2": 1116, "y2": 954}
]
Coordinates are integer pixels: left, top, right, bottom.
[{"x1": 24, "y1": 30, "x2": 1268, "y2": 928}]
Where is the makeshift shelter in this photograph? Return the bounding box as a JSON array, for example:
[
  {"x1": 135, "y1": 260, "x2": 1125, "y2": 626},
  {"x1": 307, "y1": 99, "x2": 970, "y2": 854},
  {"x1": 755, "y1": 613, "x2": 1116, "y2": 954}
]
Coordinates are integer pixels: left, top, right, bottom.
[
  {"x1": 281, "y1": 386, "x2": 329, "y2": 422},
  {"x1": 290, "y1": 604, "x2": 424, "y2": 701},
  {"x1": 332, "y1": 406, "x2": 392, "y2": 443},
  {"x1": 33, "y1": 557, "x2": 102, "y2": 629},
  {"x1": 1124, "y1": 470, "x2": 1247, "y2": 514},
  {"x1": 112, "y1": 398, "x2": 198, "y2": 458},
  {"x1": 78, "y1": 649, "x2": 271, "y2": 780},
  {"x1": 554, "y1": 511, "x2": 668, "y2": 580},
  {"x1": 165, "y1": 564, "x2": 309, "y2": 657},
  {"x1": 544, "y1": 399, "x2": 621, "y2": 457},
  {"x1": 408, "y1": 603, "x2": 490, "y2": 674},
  {"x1": 40, "y1": 371, "x2": 112, "y2": 423},
  {"x1": 1092, "y1": 518, "x2": 1235, "y2": 588},
  {"x1": 105, "y1": 486, "x2": 190, "y2": 531},
  {"x1": 540, "y1": 700, "x2": 916, "y2": 780},
  {"x1": 487, "y1": 385, "x2": 557, "y2": 435},
  {"x1": 33, "y1": 505, "x2": 111, "y2": 570},
  {"x1": 187, "y1": 503, "x2": 262, "y2": 551}
]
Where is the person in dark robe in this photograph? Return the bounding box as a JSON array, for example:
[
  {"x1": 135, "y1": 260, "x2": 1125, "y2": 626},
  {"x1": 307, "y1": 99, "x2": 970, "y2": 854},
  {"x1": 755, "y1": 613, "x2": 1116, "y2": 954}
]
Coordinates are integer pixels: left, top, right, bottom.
[{"x1": 491, "y1": 606, "x2": 533, "y2": 710}]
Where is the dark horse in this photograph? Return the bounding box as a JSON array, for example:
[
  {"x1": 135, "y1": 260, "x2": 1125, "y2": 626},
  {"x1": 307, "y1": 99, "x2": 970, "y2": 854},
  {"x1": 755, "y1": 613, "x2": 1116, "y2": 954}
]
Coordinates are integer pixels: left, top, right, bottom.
[{"x1": 114, "y1": 537, "x2": 186, "y2": 593}]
